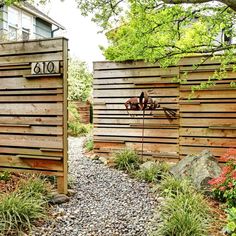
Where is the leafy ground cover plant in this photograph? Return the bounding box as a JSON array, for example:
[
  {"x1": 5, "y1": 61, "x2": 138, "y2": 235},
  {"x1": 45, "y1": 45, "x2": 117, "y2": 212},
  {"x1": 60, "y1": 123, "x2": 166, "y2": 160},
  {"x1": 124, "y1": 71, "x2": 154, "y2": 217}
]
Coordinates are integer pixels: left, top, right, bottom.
[
  {"x1": 224, "y1": 207, "x2": 236, "y2": 236},
  {"x1": 135, "y1": 162, "x2": 169, "y2": 183},
  {"x1": 114, "y1": 149, "x2": 140, "y2": 172},
  {"x1": 208, "y1": 149, "x2": 236, "y2": 208}
]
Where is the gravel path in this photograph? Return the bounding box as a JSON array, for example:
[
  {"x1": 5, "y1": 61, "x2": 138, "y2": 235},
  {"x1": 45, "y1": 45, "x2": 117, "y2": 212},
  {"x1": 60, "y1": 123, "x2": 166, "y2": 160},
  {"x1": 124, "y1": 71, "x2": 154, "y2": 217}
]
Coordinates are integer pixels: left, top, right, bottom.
[{"x1": 34, "y1": 137, "x2": 159, "y2": 236}]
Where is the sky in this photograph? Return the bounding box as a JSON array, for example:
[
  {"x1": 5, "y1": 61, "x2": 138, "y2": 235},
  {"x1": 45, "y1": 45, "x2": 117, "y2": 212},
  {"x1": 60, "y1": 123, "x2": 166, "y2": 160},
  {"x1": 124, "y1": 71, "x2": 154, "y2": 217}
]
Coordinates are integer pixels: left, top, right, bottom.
[{"x1": 41, "y1": 0, "x2": 108, "y2": 71}]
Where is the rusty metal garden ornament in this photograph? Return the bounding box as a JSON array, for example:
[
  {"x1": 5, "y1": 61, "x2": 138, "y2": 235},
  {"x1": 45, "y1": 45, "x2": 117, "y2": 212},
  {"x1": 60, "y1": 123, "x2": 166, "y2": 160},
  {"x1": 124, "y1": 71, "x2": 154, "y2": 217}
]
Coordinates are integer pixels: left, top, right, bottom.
[{"x1": 125, "y1": 91, "x2": 177, "y2": 158}]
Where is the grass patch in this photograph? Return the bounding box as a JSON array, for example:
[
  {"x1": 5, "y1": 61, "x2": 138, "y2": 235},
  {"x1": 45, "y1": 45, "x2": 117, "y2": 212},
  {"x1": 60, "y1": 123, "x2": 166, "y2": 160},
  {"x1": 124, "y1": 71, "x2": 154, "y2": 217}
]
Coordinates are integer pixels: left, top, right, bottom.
[
  {"x1": 135, "y1": 162, "x2": 169, "y2": 183},
  {"x1": 157, "y1": 192, "x2": 211, "y2": 236},
  {"x1": 114, "y1": 148, "x2": 140, "y2": 172},
  {"x1": 151, "y1": 175, "x2": 212, "y2": 236},
  {"x1": 68, "y1": 121, "x2": 92, "y2": 136},
  {"x1": 158, "y1": 174, "x2": 195, "y2": 196},
  {"x1": 0, "y1": 176, "x2": 51, "y2": 235},
  {"x1": 84, "y1": 138, "x2": 94, "y2": 152}
]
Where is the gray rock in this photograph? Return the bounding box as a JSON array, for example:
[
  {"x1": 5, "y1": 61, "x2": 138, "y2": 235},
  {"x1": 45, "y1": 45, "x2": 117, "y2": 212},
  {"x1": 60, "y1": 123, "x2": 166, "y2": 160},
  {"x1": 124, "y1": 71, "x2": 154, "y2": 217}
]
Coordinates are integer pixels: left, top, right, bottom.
[
  {"x1": 170, "y1": 149, "x2": 221, "y2": 190},
  {"x1": 140, "y1": 161, "x2": 156, "y2": 170},
  {"x1": 99, "y1": 156, "x2": 108, "y2": 165},
  {"x1": 50, "y1": 194, "x2": 70, "y2": 205}
]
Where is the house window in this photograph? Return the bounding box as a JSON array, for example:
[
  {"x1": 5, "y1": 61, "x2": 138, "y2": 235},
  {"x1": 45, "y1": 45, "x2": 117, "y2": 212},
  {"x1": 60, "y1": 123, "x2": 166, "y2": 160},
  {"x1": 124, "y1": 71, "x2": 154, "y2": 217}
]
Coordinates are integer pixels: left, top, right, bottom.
[
  {"x1": 22, "y1": 13, "x2": 31, "y2": 40},
  {"x1": 7, "y1": 7, "x2": 33, "y2": 41},
  {"x1": 9, "y1": 25, "x2": 17, "y2": 40},
  {"x1": 8, "y1": 7, "x2": 19, "y2": 40}
]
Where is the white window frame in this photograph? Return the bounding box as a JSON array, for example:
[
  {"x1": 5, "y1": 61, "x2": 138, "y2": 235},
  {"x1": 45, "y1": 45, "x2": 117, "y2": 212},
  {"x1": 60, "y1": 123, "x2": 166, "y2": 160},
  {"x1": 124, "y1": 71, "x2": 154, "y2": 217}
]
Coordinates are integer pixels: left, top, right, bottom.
[{"x1": 7, "y1": 6, "x2": 34, "y2": 41}]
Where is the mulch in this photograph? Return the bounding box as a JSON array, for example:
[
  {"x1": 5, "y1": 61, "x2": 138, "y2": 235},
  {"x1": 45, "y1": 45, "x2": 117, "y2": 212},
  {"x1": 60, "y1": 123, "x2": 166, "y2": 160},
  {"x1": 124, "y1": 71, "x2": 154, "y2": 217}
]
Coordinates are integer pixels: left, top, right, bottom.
[{"x1": 0, "y1": 172, "x2": 28, "y2": 195}]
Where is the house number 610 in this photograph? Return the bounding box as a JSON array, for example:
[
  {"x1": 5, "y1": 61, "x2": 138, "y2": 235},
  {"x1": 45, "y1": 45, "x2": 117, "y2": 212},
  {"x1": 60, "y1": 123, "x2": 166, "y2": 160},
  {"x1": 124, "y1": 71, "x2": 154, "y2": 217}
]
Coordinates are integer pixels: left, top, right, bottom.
[{"x1": 31, "y1": 61, "x2": 60, "y2": 75}]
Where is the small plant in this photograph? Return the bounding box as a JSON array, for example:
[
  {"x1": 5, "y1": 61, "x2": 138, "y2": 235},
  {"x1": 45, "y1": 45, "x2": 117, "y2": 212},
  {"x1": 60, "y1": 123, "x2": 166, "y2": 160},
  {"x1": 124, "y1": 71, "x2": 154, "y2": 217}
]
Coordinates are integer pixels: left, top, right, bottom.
[
  {"x1": 18, "y1": 176, "x2": 52, "y2": 200},
  {"x1": 0, "y1": 176, "x2": 50, "y2": 235},
  {"x1": 156, "y1": 191, "x2": 211, "y2": 236},
  {"x1": 0, "y1": 171, "x2": 11, "y2": 181},
  {"x1": 114, "y1": 148, "x2": 140, "y2": 172},
  {"x1": 68, "y1": 121, "x2": 91, "y2": 136},
  {"x1": 224, "y1": 207, "x2": 236, "y2": 236},
  {"x1": 135, "y1": 162, "x2": 169, "y2": 183},
  {"x1": 159, "y1": 175, "x2": 195, "y2": 196},
  {"x1": 208, "y1": 149, "x2": 236, "y2": 207},
  {"x1": 85, "y1": 138, "x2": 94, "y2": 152}
]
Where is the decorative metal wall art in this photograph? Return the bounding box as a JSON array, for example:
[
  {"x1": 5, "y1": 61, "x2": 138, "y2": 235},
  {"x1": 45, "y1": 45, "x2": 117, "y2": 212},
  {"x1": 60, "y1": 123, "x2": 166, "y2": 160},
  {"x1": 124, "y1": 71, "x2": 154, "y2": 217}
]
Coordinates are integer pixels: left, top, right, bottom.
[{"x1": 125, "y1": 91, "x2": 177, "y2": 159}]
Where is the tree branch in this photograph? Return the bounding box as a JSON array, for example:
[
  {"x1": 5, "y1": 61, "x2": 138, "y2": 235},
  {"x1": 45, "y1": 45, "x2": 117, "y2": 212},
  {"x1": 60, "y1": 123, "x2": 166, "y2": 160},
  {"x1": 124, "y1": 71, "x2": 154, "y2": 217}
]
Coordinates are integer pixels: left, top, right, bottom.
[{"x1": 161, "y1": 0, "x2": 236, "y2": 11}]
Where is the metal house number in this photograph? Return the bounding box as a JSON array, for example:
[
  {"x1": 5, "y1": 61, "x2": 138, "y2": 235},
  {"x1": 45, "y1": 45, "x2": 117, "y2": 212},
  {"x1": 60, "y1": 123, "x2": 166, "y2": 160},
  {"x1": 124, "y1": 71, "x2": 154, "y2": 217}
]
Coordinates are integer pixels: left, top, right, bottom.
[{"x1": 31, "y1": 61, "x2": 60, "y2": 75}]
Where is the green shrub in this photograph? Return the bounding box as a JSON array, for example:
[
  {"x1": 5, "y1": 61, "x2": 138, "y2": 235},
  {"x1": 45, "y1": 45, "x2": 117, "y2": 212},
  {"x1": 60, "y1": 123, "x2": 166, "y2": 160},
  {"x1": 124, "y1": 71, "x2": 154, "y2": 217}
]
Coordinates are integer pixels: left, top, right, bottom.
[
  {"x1": 135, "y1": 162, "x2": 169, "y2": 183},
  {"x1": 156, "y1": 192, "x2": 211, "y2": 236},
  {"x1": 0, "y1": 177, "x2": 50, "y2": 235},
  {"x1": 68, "y1": 121, "x2": 91, "y2": 136},
  {"x1": 0, "y1": 171, "x2": 11, "y2": 181},
  {"x1": 114, "y1": 149, "x2": 140, "y2": 172},
  {"x1": 224, "y1": 207, "x2": 236, "y2": 236},
  {"x1": 85, "y1": 138, "x2": 94, "y2": 152},
  {"x1": 159, "y1": 175, "x2": 195, "y2": 196}
]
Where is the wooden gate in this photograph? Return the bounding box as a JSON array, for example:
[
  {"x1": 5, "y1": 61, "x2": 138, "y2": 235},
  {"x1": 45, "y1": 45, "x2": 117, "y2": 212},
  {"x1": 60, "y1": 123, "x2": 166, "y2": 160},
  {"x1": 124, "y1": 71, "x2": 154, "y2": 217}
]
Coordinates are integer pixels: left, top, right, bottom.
[
  {"x1": 93, "y1": 58, "x2": 236, "y2": 163},
  {"x1": 0, "y1": 38, "x2": 68, "y2": 194}
]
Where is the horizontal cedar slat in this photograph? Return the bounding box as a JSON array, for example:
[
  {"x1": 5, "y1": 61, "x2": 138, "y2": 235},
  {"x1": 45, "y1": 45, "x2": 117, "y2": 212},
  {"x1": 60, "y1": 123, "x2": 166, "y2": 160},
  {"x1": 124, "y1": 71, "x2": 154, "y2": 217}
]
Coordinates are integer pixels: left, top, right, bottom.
[
  {"x1": 0, "y1": 134, "x2": 62, "y2": 149},
  {"x1": 180, "y1": 137, "x2": 236, "y2": 148},
  {"x1": 0, "y1": 146, "x2": 63, "y2": 157},
  {"x1": 0, "y1": 77, "x2": 62, "y2": 90},
  {"x1": 0, "y1": 103, "x2": 62, "y2": 115},
  {"x1": 94, "y1": 67, "x2": 179, "y2": 79},
  {"x1": 0, "y1": 155, "x2": 63, "y2": 171},
  {"x1": 94, "y1": 127, "x2": 178, "y2": 138},
  {"x1": 180, "y1": 128, "x2": 236, "y2": 138},
  {"x1": 0, "y1": 38, "x2": 63, "y2": 56},
  {"x1": 0, "y1": 125, "x2": 62, "y2": 135}
]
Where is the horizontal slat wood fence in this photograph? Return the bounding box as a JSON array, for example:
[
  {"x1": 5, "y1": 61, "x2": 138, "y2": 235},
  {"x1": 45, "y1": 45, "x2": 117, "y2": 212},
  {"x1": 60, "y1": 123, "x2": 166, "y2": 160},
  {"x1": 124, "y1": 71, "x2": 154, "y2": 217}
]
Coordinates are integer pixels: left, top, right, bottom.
[
  {"x1": 93, "y1": 58, "x2": 236, "y2": 162},
  {"x1": 0, "y1": 38, "x2": 68, "y2": 193}
]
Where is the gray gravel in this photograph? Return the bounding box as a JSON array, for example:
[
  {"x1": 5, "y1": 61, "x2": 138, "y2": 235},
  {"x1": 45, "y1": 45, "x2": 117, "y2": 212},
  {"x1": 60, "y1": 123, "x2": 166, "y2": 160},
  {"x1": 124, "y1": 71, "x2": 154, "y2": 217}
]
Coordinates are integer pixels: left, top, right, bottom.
[{"x1": 33, "y1": 137, "x2": 159, "y2": 236}]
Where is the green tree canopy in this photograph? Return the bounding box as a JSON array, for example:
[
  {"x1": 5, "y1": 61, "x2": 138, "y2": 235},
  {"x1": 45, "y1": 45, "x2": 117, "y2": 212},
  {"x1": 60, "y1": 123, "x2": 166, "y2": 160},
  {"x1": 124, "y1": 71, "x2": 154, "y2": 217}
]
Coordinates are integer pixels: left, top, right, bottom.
[{"x1": 68, "y1": 58, "x2": 92, "y2": 101}]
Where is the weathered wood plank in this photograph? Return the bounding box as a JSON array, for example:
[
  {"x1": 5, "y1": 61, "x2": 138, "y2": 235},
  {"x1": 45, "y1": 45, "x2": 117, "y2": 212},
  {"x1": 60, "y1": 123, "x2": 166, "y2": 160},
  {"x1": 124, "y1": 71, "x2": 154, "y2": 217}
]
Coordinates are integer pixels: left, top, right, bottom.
[
  {"x1": 180, "y1": 128, "x2": 236, "y2": 138},
  {"x1": 0, "y1": 125, "x2": 62, "y2": 135},
  {"x1": 94, "y1": 88, "x2": 179, "y2": 98},
  {"x1": 0, "y1": 38, "x2": 63, "y2": 56},
  {"x1": 0, "y1": 134, "x2": 63, "y2": 149},
  {"x1": 180, "y1": 137, "x2": 236, "y2": 148},
  {"x1": 0, "y1": 103, "x2": 62, "y2": 115},
  {"x1": 0, "y1": 52, "x2": 63, "y2": 64},
  {"x1": 94, "y1": 127, "x2": 179, "y2": 138},
  {"x1": 0, "y1": 155, "x2": 63, "y2": 171},
  {"x1": 0, "y1": 77, "x2": 62, "y2": 90},
  {"x1": 180, "y1": 103, "x2": 236, "y2": 112},
  {"x1": 180, "y1": 118, "x2": 236, "y2": 127},
  {"x1": 0, "y1": 146, "x2": 63, "y2": 157},
  {"x1": 0, "y1": 116, "x2": 62, "y2": 126},
  {"x1": 94, "y1": 67, "x2": 179, "y2": 79}
]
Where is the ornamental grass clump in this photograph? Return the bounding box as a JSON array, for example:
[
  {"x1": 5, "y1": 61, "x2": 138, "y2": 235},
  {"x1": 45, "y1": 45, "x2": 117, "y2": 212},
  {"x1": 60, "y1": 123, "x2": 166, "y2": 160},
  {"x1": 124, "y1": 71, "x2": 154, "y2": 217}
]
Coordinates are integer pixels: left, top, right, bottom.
[
  {"x1": 135, "y1": 162, "x2": 170, "y2": 183},
  {"x1": 114, "y1": 148, "x2": 140, "y2": 172},
  {"x1": 153, "y1": 175, "x2": 212, "y2": 236},
  {"x1": 158, "y1": 191, "x2": 211, "y2": 236},
  {"x1": 208, "y1": 149, "x2": 236, "y2": 208},
  {"x1": 0, "y1": 176, "x2": 50, "y2": 235}
]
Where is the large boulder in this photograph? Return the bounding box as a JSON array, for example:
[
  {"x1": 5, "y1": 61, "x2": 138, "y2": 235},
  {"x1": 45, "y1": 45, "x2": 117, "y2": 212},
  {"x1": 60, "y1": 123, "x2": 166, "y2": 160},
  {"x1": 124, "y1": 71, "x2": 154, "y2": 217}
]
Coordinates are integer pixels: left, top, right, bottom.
[{"x1": 170, "y1": 150, "x2": 221, "y2": 190}]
